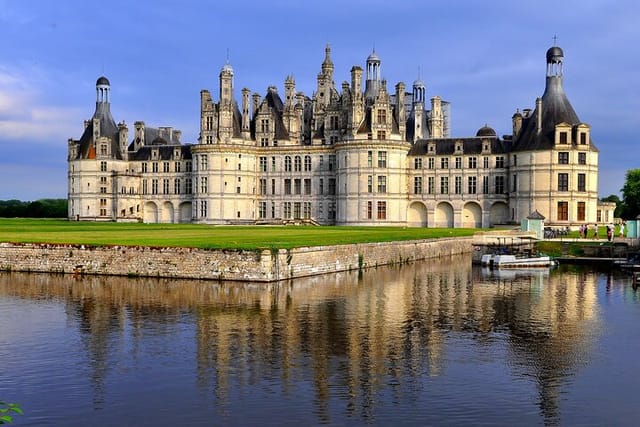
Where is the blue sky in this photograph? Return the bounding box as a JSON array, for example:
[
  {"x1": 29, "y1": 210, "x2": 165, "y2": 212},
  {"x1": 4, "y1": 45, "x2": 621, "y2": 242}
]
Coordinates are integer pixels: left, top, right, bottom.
[{"x1": 1, "y1": 0, "x2": 638, "y2": 200}]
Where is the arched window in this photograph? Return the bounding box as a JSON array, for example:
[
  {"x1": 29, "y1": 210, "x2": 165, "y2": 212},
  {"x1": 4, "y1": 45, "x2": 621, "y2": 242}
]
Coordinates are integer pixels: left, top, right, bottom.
[
  {"x1": 294, "y1": 156, "x2": 302, "y2": 172},
  {"x1": 284, "y1": 156, "x2": 292, "y2": 172},
  {"x1": 304, "y1": 156, "x2": 312, "y2": 171}
]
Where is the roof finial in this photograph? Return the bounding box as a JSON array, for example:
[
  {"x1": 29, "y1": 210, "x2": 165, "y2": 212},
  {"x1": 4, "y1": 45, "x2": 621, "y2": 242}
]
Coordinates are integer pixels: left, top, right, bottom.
[
  {"x1": 552, "y1": 34, "x2": 558, "y2": 46},
  {"x1": 226, "y1": 48, "x2": 230, "y2": 64}
]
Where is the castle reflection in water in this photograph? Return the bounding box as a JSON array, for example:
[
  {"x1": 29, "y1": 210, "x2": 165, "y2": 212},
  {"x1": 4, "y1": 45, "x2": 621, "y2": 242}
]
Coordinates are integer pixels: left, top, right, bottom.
[{"x1": 0, "y1": 255, "x2": 608, "y2": 423}]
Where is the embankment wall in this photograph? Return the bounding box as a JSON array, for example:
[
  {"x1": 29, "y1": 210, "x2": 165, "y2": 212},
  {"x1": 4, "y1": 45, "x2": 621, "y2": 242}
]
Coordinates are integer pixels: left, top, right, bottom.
[{"x1": 0, "y1": 238, "x2": 472, "y2": 282}]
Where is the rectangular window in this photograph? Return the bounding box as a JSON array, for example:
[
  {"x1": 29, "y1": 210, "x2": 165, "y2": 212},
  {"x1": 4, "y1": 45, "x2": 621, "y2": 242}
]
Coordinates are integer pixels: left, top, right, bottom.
[
  {"x1": 482, "y1": 176, "x2": 489, "y2": 194},
  {"x1": 304, "y1": 156, "x2": 312, "y2": 171},
  {"x1": 200, "y1": 177, "x2": 208, "y2": 193},
  {"x1": 377, "y1": 201, "x2": 387, "y2": 220},
  {"x1": 468, "y1": 157, "x2": 477, "y2": 169},
  {"x1": 142, "y1": 163, "x2": 148, "y2": 173},
  {"x1": 259, "y1": 178, "x2": 267, "y2": 195},
  {"x1": 152, "y1": 179, "x2": 158, "y2": 195},
  {"x1": 455, "y1": 157, "x2": 462, "y2": 169},
  {"x1": 319, "y1": 155, "x2": 324, "y2": 170},
  {"x1": 367, "y1": 151, "x2": 373, "y2": 168},
  {"x1": 377, "y1": 109, "x2": 387, "y2": 124},
  {"x1": 559, "y1": 132, "x2": 568, "y2": 144},
  {"x1": 495, "y1": 156, "x2": 504, "y2": 168},
  {"x1": 577, "y1": 201, "x2": 585, "y2": 221},
  {"x1": 294, "y1": 202, "x2": 301, "y2": 219},
  {"x1": 200, "y1": 155, "x2": 208, "y2": 170},
  {"x1": 259, "y1": 156, "x2": 267, "y2": 172},
  {"x1": 174, "y1": 162, "x2": 181, "y2": 173},
  {"x1": 285, "y1": 156, "x2": 292, "y2": 172},
  {"x1": 495, "y1": 175, "x2": 505, "y2": 194},
  {"x1": 185, "y1": 161, "x2": 192, "y2": 172},
  {"x1": 328, "y1": 155, "x2": 336, "y2": 171},
  {"x1": 152, "y1": 162, "x2": 158, "y2": 173},
  {"x1": 294, "y1": 178, "x2": 301, "y2": 195},
  {"x1": 303, "y1": 202, "x2": 311, "y2": 219},
  {"x1": 185, "y1": 178, "x2": 192, "y2": 194},
  {"x1": 440, "y1": 158, "x2": 449, "y2": 169},
  {"x1": 558, "y1": 173, "x2": 569, "y2": 191},
  {"x1": 428, "y1": 157, "x2": 435, "y2": 169},
  {"x1": 578, "y1": 152, "x2": 586, "y2": 165},
  {"x1": 328, "y1": 178, "x2": 336, "y2": 195},
  {"x1": 377, "y1": 130, "x2": 386, "y2": 140},
  {"x1": 284, "y1": 202, "x2": 292, "y2": 219},
  {"x1": 483, "y1": 157, "x2": 489, "y2": 168},
  {"x1": 174, "y1": 179, "x2": 181, "y2": 194},
  {"x1": 557, "y1": 201, "x2": 568, "y2": 221},
  {"x1": 468, "y1": 176, "x2": 477, "y2": 194},
  {"x1": 284, "y1": 179, "x2": 291, "y2": 195},
  {"x1": 101, "y1": 161, "x2": 108, "y2": 172},
  {"x1": 271, "y1": 179, "x2": 276, "y2": 194},
  {"x1": 455, "y1": 176, "x2": 462, "y2": 194},
  {"x1": 377, "y1": 175, "x2": 387, "y2": 193},
  {"x1": 428, "y1": 177, "x2": 435, "y2": 194},
  {"x1": 304, "y1": 178, "x2": 311, "y2": 195},
  {"x1": 414, "y1": 176, "x2": 422, "y2": 194},
  {"x1": 558, "y1": 152, "x2": 569, "y2": 164},
  {"x1": 377, "y1": 151, "x2": 387, "y2": 168},
  {"x1": 163, "y1": 179, "x2": 169, "y2": 194},
  {"x1": 580, "y1": 133, "x2": 587, "y2": 145},
  {"x1": 414, "y1": 158, "x2": 422, "y2": 169},
  {"x1": 200, "y1": 201, "x2": 207, "y2": 218},
  {"x1": 258, "y1": 202, "x2": 267, "y2": 219},
  {"x1": 440, "y1": 176, "x2": 449, "y2": 194},
  {"x1": 512, "y1": 174, "x2": 517, "y2": 192},
  {"x1": 142, "y1": 180, "x2": 148, "y2": 195},
  {"x1": 577, "y1": 173, "x2": 586, "y2": 192},
  {"x1": 367, "y1": 201, "x2": 373, "y2": 219},
  {"x1": 163, "y1": 162, "x2": 170, "y2": 173},
  {"x1": 319, "y1": 178, "x2": 324, "y2": 195},
  {"x1": 271, "y1": 157, "x2": 277, "y2": 172},
  {"x1": 367, "y1": 175, "x2": 373, "y2": 193}
]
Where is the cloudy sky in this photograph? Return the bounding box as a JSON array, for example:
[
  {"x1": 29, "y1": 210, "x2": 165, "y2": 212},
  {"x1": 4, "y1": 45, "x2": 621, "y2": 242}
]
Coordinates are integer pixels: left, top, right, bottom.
[{"x1": 0, "y1": 0, "x2": 637, "y2": 200}]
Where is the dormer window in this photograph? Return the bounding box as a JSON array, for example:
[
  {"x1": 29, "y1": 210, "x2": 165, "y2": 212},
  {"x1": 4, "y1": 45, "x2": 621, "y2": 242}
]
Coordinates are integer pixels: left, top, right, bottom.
[
  {"x1": 580, "y1": 132, "x2": 586, "y2": 145},
  {"x1": 559, "y1": 132, "x2": 568, "y2": 144}
]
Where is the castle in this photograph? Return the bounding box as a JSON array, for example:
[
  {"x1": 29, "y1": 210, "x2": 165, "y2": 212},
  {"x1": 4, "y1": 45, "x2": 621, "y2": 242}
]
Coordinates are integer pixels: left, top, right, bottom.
[{"x1": 68, "y1": 44, "x2": 610, "y2": 227}]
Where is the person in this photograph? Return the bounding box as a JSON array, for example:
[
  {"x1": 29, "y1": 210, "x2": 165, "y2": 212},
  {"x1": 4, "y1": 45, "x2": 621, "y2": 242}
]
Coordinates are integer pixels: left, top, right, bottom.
[
  {"x1": 619, "y1": 221, "x2": 625, "y2": 238},
  {"x1": 593, "y1": 224, "x2": 598, "y2": 239},
  {"x1": 606, "y1": 224, "x2": 613, "y2": 242},
  {"x1": 579, "y1": 224, "x2": 584, "y2": 238}
]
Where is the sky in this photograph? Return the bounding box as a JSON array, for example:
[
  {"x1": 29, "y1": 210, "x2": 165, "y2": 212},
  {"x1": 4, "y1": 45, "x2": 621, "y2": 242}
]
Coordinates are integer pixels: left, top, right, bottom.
[{"x1": 0, "y1": 0, "x2": 638, "y2": 200}]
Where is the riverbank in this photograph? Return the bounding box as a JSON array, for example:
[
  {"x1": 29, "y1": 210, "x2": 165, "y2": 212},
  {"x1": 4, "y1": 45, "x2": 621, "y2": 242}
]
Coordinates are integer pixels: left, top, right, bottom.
[{"x1": 0, "y1": 238, "x2": 472, "y2": 282}]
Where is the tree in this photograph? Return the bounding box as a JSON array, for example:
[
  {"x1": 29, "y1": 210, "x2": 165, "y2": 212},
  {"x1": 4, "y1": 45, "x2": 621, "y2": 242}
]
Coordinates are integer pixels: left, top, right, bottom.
[
  {"x1": 620, "y1": 169, "x2": 640, "y2": 220},
  {"x1": 600, "y1": 194, "x2": 623, "y2": 218}
]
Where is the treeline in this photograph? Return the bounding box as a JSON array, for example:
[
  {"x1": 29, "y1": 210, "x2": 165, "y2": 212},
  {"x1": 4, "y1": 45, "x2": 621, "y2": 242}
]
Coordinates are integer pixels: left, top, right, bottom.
[{"x1": 0, "y1": 199, "x2": 68, "y2": 218}]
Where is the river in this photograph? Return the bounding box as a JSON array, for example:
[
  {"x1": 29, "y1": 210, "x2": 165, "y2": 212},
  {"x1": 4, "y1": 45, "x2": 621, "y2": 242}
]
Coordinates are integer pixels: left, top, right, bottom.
[{"x1": 1, "y1": 254, "x2": 639, "y2": 426}]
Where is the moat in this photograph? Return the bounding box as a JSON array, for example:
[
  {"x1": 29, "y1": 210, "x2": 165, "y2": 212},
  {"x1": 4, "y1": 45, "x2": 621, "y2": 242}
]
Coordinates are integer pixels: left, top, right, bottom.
[{"x1": 2, "y1": 254, "x2": 639, "y2": 426}]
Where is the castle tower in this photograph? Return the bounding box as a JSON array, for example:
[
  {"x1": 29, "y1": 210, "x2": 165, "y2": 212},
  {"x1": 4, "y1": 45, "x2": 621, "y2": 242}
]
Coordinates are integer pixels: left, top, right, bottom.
[
  {"x1": 364, "y1": 50, "x2": 381, "y2": 102},
  {"x1": 412, "y1": 78, "x2": 426, "y2": 140},
  {"x1": 218, "y1": 62, "x2": 235, "y2": 141}
]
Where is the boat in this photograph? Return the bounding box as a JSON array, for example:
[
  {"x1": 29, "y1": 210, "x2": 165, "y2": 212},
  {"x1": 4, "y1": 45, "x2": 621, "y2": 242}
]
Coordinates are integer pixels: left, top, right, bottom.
[{"x1": 481, "y1": 253, "x2": 557, "y2": 269}]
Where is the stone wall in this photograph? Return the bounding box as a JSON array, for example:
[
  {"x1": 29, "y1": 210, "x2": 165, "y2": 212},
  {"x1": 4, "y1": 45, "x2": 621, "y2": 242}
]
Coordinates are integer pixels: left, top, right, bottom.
[{"x1": 0, "y1": 238, "x2": 472, "y2": 282}]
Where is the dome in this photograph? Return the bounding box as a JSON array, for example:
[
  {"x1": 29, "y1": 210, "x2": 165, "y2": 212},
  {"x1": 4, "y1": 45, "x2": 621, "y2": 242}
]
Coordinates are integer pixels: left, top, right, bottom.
[
  {"x1": 221, "y1": 62, "x2": 234, "y2": 74},
  {"x1": 413, "y1": 78, "x2": 425, "y2": 88},
  {"x1": 367, "y1": 50, "x2": 380, "y2": 63},
  {"x1": 476, "y1": 125, "x2": 497, "y2": 137},
  {"x1": 96, "y1": 76, "x2": 110, "y2": 86},
  {"x1": 546, "y1": 46, "x2": 564, "y2": 63}
]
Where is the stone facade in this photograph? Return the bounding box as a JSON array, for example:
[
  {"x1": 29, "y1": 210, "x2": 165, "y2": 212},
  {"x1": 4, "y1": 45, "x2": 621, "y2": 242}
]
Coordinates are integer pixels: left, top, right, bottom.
[
  {"x1": 0, "y1": 239, "x2": 472, "y2": 282},
  {"x1": 68, "y1": 44, "x2": 604, "y2": 228}
]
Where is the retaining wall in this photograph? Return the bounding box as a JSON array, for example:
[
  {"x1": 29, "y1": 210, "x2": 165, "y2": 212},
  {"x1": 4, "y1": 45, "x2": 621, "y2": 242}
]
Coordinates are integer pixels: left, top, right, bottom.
[{"x1": 0, "y1": 238, "x2": 472, "y2": 282}]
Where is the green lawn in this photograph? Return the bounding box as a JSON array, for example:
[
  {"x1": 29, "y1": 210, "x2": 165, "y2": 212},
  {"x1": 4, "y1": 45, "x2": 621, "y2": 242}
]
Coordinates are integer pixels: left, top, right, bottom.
[{"x1": 0, "y1": 219, "x2": 478, "y2": 250}]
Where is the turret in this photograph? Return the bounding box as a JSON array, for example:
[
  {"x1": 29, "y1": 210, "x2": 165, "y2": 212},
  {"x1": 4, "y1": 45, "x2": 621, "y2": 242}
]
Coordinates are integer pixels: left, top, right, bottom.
[
  {"x1": 365, "y1": 50, "x2": 381, "y2": 102},
  {"x1": 242, "y1": 88, "x2": 251, "y2": 139},
  {"x1": 395, "y1": 82, "x2": 406, "y2": 140}
]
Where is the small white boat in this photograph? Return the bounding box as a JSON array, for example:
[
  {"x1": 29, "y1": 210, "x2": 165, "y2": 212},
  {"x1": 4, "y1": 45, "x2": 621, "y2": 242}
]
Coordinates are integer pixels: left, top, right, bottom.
[{"x1": 481, "y1": 254, "x2": 556, "y2": 268}]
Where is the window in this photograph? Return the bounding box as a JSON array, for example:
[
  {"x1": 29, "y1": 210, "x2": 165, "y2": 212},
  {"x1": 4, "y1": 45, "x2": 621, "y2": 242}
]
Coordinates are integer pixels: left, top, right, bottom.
[
  {"x1": 367, "y1": 151, "x2": 373, "y2": 168},
  {"x1": 174, "y1": 179, "x2": 181, "y2": 194},
  {"x1": 377, "y1": 175, "x2": 387, "y2": 193},
  {"x1": 558, "y1": 152, "x2": 569, "y2": 164},
  {"x1": 440, "y1": 176, "x2": 449, "y2": 194},
  {"x1": 100, "y1": 176, "x2": 107, "y2": 184},
  {"x1": 319, "y1": 155, "x2": 324, "y2": 170},
  {"x1": 258, "y1": 202, "x2": 267, "y2": 219},
  {"x1": 163, "y1": 179, "x2": 169, "y2": 194},
  {"x1": 200, "y1": 177, "x2": 208, "y2": 193},
  {"x1": 428, "y1": 158, "x2": 435, "y2": 169},
  {"x1": 483, "y1": 157, "x2": 489, "y2": 168},
  {"x1": 304, "y1": 156, "x2": 312, "y2": 171},
  {"x1": 100, "y1": 161, "x2": 108, "y2": 172},
  {"x1": 513, "y1": 155, "x2": 517, "y2": 166},
  {"x1": 367, "y1": 175, "x2": 373, "y2": 193},
  {"x1": 100, "y1": 144, "x2": 107, "y2": 155},
  {"x1": 577, "y1": 201, "x2": 585, "y2": 221},
  {"x1": 377, "y1": 109, "x2": 387, "y2": 124},
  {"x1": 142, "y1": 180, "x2": 148, "y2": 194},
  {"x1": 285, "y1": 156, "x2": 292, "y2": 172},
  {"x1": 468, "y1": 176, "x2": 477, "y2": 194},
  {"x1": 294, "y1": 156, "x2": 302, "y2": 172},
  {"x1": 174, "y1": 162, "x2": 181, "y2": 173},
  {"x1": 259, "y1": 179, "x2": 267, "y2": 195},
  {"x1": 440, "y1": 158, "x2": 449, "y2": 169},
  {"x1": 260, "y1": 138, "x2": 269, "y2": 147},
  {"x1": 482, "y1": 176, "x2": 489, "y2": 194},
  {"x1": 377, "y1": 201, "x2": 387, "y2": 220},
  {"x1": 319, "y1": 178, "x2": 324, "y2": 195},
  {"x1": 152, "y1": 179, "x2": 158, "y2": 195},
  {"x1": 367, "y1": 201, "x2": 373, "y2": 219},
  {"x1": 377, "y1": 130, "x2": 386, "y2": 140},
  {"x1": 495, "y1": 176, "x2": 505, "y2": 194},
  {"x1": 185, "y1": 178, "x2": 192, "y2": 194},
  {"x1": 294, "y1": 179, "x2": 301, "y2": 195},
  {"x1": 284, "y1": 179, "x2": 291, "y2": 195},
  {"x1": 304, "y1": 179, "x2": 311, "y2": 195},
  {"x1": 414, "y1": 176, "x2": 422, "y2": 194},
  {"x1": 414, "y1": 158, "x2": 422, "y2": 169},
  {"x1": 200, "y1": 201, "x2": 207, "y2": 218},
  {"x1": 580, "y1": 133, "x2": 587, "y2": 145},
  {"x1": 578, "y1": 152, "x2": 586, "y2": 165},
  {"x1": 271, "y1": 179, "x2": 276, "y2": 194},
  {"x1": 200, "y1": 155, "x2": 208, "y2": 170},
  {"x1": 455, "y1": 176, "x2": 462, "y2": 194},
  {"x1": 377, "y1": 151, "x2": 387, "y2": 168},
  {"x1": 328, "y1": 155, "x2": 336, "y2": 171},
  {"x1": 328, "y1": 178, "x2": 336, "y2": 195},
  {"x1": 163, "y1": 162, "x2": 170, "y2": 173},
  {"x1": 185, "y1": 161, "x2": 192, "y2": 172},
  {"x1": 284, "y1": 202, "x2": 291, "y2": 219},
  {"x1": 512, "y1": 174, "x2": 517, "y2": 192},
  {"x1": 260, "y1": 119, "x2": 269, "y2": 133},
  {"x1": 577, "y1": 173, "x2": 586, "y2": 192},
  {"x1": 303, "y1": 202, "x2": 311, "y2": 219},
  {"x1": 259, "y1": 157, "x2": 267, "y2": 172},
  {"x1": 142, "y1": 163, "x2": 148, "y2": 173},
  {"x1": 495, "y1": 156, "x2": 504, "y2": 168},
  {"x1": 271, "y1": 157, "x2": 276, "y2": 172},
  {"x1": 455, "y1": 157, "x2": 462, "y2": 169},
  {"x1": 294, "y1": 202, "x2": 301, "y2": 219},
  {"x1": 152, "y1": 162, "x2": 158, "y2": 173},
  {"x1": 329, "y1": 115, "x2": 339, "y2": 130},
  {"x1": 468, "y1": 157, "x2": 477, "y2": 169},
  {"x1": 558, "y1": 173, "x2": 569, "y2": 191},
  {"x1": 559, "y1": 132, "x2": 568, "y2": 144},
  {"x1": 557, "y1": 201, "x2": 568, "y2": 221},
  {"x1": 428, "y1": 177, "x2": 435, "y2": 194}
]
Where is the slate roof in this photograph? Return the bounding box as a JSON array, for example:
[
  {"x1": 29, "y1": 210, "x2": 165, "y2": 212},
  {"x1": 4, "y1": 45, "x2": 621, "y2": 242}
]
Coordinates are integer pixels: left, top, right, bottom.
[
  {"x1": 131, "y1": 144, "x2": 192, "y2": 161},
  {"x1": 75, "y1": 103, "x2": 121, "y2": 160},
  {"x1": 408, "y1": 137, "x2": 510, "y2": 156}
]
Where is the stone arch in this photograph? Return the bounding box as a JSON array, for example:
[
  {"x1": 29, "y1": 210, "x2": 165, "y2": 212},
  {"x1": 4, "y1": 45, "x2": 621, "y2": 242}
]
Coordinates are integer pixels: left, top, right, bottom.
[
  {"x1": 462, "y1": 202, "x2": 482, "y2": 228},
  {"x1": 435, "y1": 202, "x2": 454, "y2": 228},
  {"x1": 407, "y1": 202, "x2": 428, "y2": 227},
  {"x1": 489, "y1": 202, "x2": 509, "y2": 226},
  {"x1": 161, "y1": 201, "x2": 174, "y2": 223},
  {"x1": 179, "y1": 202, "x2": 192, "y2": 223},
  {"x1": 143, "y1": 202, "x2": 158, "y2": 223}
]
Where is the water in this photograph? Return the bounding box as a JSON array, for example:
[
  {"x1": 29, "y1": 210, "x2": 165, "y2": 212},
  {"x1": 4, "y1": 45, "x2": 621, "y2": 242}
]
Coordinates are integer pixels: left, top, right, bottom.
[{"x1": 1, "y1": 255, "x2": 639, "y2": 426}]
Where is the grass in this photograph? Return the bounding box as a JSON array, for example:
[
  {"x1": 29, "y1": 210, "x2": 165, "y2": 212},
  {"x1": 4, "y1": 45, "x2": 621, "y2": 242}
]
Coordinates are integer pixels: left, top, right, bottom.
[{"x1": 0, "y1": 218, "x2": 478, "y2": 250}]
